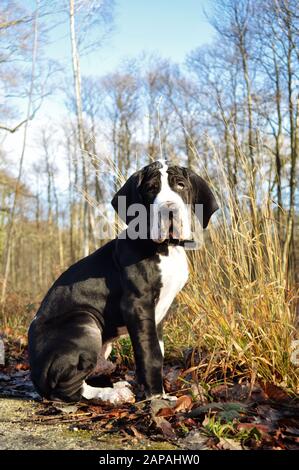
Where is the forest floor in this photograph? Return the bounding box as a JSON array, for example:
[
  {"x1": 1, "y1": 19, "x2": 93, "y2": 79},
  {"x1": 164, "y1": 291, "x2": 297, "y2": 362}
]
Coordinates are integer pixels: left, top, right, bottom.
[
  {"x1": 1, "y1": 332, "x2": 299, "y2": 451},
  {"x1": 0, "y1": 398, "x2": 178, "y2": 450}
]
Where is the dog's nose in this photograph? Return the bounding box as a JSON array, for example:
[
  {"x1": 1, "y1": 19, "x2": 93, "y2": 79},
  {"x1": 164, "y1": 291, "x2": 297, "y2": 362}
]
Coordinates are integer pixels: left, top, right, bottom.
[{"x1": 160, "y1": 202, "x2": 178, "y2": 211}]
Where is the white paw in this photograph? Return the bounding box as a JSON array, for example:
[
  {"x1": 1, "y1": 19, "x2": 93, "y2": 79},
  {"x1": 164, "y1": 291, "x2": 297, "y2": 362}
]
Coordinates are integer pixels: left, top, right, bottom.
[{"x1": 82, "y1": 380, "x2": 135, "y2": 404}]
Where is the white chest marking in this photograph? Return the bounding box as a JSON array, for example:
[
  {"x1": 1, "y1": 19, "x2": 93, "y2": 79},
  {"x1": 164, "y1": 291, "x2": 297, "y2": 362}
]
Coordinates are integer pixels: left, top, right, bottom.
[{"x1": 155, "y1": 246, "x2": 189, "y2": 325}]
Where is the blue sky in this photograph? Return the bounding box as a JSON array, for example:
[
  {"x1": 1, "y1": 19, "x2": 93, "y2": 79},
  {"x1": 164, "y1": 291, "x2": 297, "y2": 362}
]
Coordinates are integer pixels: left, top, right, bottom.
[
  {"x1": 4, "y1": 0, "x2": 215, "y2": 190},
  {"x1": 93, "y1": 0, "x2": 214, "y2": 73},
  {"x1": 46, "y1": 0, "x2": 215, "y2": 76}
]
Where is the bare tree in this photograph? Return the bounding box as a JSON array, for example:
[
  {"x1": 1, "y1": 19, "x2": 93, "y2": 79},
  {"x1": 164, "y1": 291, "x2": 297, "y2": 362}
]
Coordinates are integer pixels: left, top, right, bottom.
[
  {"x1": 1, "y1": 1, "x2": 40, "y2": 309},
  {"x1": 188, "y1": 42, "x2": 240, "y2": 187},
  {"x1": 68, "y1": 0, "x2": 114, "y2": 257},
  {"x1": 210, "y1": 0, "x2": 257, "y2": 177},
  {"x1": 101, "y1": 69, "x2": 140, "y2": 183},
  {"x1": 141, "y1": 56, "x2": 176, "y2": 162}
]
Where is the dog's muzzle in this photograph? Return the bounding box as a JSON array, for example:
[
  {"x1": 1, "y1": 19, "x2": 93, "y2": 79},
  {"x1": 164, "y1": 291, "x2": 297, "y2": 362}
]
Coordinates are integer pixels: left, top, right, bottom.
[{"x1": 151, "y1": 202, "x2": 190, "y2": 244}]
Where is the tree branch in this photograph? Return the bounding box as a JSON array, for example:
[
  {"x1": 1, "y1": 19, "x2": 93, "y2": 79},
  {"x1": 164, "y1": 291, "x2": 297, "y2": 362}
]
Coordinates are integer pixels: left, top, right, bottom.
[{"x1": 0, "y1": 104, "x2": 42, "y2": 133}]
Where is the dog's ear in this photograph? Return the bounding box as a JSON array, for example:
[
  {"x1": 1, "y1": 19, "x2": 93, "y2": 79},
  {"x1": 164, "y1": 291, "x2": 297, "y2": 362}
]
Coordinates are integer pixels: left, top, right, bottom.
[
  {"x1": 184, "y1": 168, "x2": 218, "y2": 228},
  {"x1": 111, "y1": 170, "x2": 143, "y2": 224}
]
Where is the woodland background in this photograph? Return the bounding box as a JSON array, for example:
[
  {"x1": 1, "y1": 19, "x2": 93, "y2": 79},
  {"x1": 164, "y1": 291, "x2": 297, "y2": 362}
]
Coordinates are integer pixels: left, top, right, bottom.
[{"x1": 0, "y1": 0, "x2": 298, "y2": 393}]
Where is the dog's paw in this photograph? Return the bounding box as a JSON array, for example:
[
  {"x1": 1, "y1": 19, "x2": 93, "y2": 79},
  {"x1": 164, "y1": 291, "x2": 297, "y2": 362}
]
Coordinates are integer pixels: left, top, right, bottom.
[
  {"x1": 82, "y1": 380, "x2": 135, "y2": 405},
  {"x1": 98, "y1": 383, "x2": 135, "y2": 405}
]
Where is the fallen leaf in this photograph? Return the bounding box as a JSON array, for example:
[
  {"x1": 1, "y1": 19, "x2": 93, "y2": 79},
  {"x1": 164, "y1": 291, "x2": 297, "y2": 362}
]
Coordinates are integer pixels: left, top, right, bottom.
[
  {"x1": 262, "y1": 382, "x2": 289, "y2": 402},
  {"x1": 151, "y1": 398, "x2": 177, "y2": 439},
  {"x1": 15, "y1": 362, "x2": 29, "y2": 371},
  {"x1": 218, "y1": 437, "x2": 244, "y2": 450},
  {"x1": 55, "y1": 404, "x2": 78, "y2": 414},
  {"x1": 211, "y1": 383, "x2": 260, "y2": 402},
  {"x1": 181, "y1": 417, "x2": 197, "y2": 427},
  {"x1": 187, "y1": 403, "x2": 222, "y2": 420},
  {"x1": 160, "y1": 419, "x2": 177, "y2": 439},
  {"x1": 178, "y1": 430, "x2": 210, "y2": 450},
  {"x1": 155, "y1": 394, "x2": 193, "y2": 417},
  {"x1": 237, "y1": 422, "x2": 270, "y2": 435},
  {"x1": 173, "y1": 395, "x2": 193, "y2": 412},
  {"x1": 154, "y1": 416, "x2": 176, "y2": 440},
  {"x1": 150, "y1": 397, "x2": 177, "y2": 416},
  {"x1": 108, "y1": 410, "x2": 129, "y2": 419},
  {"x1": 156, "y1": 407, "x2": 174, "y2": 417}
]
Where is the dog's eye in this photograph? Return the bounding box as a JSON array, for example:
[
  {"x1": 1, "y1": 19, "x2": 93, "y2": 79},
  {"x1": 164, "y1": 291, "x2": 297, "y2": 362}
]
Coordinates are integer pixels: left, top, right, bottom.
[
  {"x1": 147, "y1": 182, "x2": 159, "y2": 192},
  {"x1": 176, "y1": 182, "x2": 185, "y2": 190}
]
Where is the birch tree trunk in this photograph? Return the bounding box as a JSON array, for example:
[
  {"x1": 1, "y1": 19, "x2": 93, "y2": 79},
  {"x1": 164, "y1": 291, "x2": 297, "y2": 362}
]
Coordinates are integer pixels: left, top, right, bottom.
[
  {"x1": 282, "y1": 93, "x2": 299, "y2": 278},
  {"x1": 69, "y1": 0, "x2": 89, "y2": 257},
  {"x1": 273, "y1": 47, "x2": 283, "y2": 225},
  {"x1": 1, "y1": 1, "x2": 40, "y2": 312},
  {"x1": 282, "y1": 9, "x2": 297, "y2": 279}
]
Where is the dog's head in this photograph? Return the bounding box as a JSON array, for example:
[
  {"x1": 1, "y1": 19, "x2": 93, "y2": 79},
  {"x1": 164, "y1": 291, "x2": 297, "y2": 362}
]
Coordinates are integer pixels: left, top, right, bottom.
[{"x1": 111, "y1": 160, "x2": 218, "y2": 243}]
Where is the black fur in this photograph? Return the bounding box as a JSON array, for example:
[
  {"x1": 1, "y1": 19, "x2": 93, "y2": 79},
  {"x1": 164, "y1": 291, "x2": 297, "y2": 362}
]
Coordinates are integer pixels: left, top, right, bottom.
[
  {"x1": 28, "y1": 237, "x2": 165, "y2": 401},
  {"x1": 28, "y1": 162, "x2": 218, "y2": 402}
]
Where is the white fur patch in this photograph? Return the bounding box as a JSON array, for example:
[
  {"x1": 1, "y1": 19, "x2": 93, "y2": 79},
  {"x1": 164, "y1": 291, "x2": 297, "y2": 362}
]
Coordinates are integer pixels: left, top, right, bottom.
[
  {"x1": 159, "y1": 338, "x2": 165, "y2": 357},
  {"x1": 101, "y1": 342, "x2": 113, "y2": 360},
  {"x1": 81, "y1": 380, "x2": 135, "y2": 404},
  {"x1": 155, "y1": 245, "x2": 189, "y2": 326},
  {"x1": 151, "y1": 160, "x2": 190, "y2": 242}
]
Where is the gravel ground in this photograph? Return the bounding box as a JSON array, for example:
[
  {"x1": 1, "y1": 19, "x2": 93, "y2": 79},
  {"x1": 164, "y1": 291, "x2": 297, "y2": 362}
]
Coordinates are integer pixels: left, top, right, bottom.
[{"x1": 0, "y1": 398, "x2": 177, "y2": 450}]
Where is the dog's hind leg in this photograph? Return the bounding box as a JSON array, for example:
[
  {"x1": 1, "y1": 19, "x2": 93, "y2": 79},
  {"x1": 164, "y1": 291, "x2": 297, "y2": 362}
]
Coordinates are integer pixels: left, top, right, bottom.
[
  {"x1": 30, "y1": 315, "x2": 103, "y2": 402},
  {"x1": 47, "y1": 349, "x2": 99, "y2": 402}
]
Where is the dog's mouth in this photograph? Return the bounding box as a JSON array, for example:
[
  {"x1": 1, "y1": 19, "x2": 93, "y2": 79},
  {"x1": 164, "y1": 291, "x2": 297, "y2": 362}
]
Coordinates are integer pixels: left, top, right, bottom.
[
  {"x1": 154, "y1": 210, "x2": 183, "y2": 243},
  {"x1": 167, "y1": 213, "x2": 174, "y2": 240},
  {"x1": 150, "y1": 201, "x2": 193, "y2": 245}
]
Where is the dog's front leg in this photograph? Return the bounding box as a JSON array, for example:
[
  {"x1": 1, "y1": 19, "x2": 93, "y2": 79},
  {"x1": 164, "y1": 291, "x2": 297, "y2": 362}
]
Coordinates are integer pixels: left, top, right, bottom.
[{"x1": 121, "y1": 295, "x2": 164, "y2": 399}]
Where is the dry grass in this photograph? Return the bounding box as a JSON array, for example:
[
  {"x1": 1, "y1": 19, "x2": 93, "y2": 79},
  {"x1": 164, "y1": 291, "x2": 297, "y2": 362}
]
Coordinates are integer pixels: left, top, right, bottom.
[
  {"x1": 165, "y1": 148, "x2": 298, "y2": 393},
  {"x1": 1, "y1": 147, "x2": 298, "y2": 394}
]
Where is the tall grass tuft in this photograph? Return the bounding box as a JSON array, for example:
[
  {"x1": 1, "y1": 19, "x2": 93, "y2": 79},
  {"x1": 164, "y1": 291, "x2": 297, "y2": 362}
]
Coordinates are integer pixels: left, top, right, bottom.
[
  {"x1": 89, "y1": 146, "x2": 298, "y2": 392},
  {"x1": 165, "y1": 144, "x2": 298, "y2": 393}
]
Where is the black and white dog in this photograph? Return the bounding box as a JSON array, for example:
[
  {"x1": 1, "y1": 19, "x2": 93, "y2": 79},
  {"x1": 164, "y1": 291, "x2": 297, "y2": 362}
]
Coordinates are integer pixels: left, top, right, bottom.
[{"x1": 28, "y1": 160, "x2": 218, "y2": 402}]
